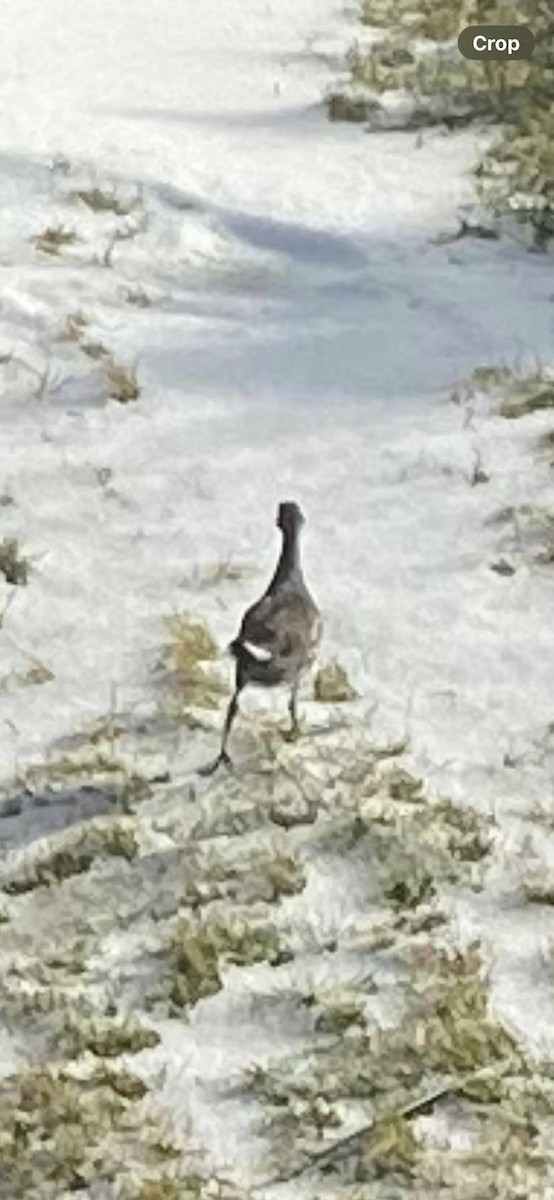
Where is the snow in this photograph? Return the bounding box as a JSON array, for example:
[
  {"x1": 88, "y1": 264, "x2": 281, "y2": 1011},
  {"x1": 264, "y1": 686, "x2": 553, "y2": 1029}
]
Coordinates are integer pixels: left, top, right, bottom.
[{"x1": 0, "y1": 0, "x2": 553, "y2": 1192}]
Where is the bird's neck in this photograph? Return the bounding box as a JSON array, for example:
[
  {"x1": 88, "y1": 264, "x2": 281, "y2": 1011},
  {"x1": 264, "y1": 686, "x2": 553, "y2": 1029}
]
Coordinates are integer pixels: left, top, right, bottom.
[{"x1": 268, "y1": 527, "x2": 302, "y2": 589}]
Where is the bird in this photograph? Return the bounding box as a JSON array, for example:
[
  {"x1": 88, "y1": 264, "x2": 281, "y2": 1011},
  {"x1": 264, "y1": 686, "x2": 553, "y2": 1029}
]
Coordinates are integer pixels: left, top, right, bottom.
[{"x1": 202, "y1": 501, "x2": 321, "y2": 774}]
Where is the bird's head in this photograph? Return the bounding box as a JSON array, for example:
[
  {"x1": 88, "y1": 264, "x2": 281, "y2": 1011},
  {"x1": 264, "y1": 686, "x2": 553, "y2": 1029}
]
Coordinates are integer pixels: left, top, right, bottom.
[{"x1": 276, "y1": 501, "x2": 305, "y2": 534}]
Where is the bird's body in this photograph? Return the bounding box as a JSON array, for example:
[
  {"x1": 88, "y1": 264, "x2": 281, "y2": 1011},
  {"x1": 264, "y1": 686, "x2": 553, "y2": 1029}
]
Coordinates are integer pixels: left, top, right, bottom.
[{"x1": 202, "y1": 501, "x2": 321, "y2": 773}]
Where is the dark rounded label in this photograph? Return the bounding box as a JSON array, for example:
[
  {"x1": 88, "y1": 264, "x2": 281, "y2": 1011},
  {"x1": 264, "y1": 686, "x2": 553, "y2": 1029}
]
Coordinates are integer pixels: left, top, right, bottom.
[{"x1": 458, "y1": 25, "x2": 535, "y2": 60}]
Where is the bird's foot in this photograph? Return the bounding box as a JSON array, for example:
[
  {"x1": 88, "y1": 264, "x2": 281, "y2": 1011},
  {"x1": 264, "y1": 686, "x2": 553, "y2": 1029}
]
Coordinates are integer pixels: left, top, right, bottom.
[
  {"x1": 198, "y1": 750, "x2": 233, "y2": 777},
  {"x1": 282, "y1": 722, "x2": 301, "y2": 744}
]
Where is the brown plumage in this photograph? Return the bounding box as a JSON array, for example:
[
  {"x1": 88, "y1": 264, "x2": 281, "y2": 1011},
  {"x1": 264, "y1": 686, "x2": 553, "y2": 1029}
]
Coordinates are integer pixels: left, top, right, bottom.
[{"x1": 202, "y1": 501, "x2": 321, "y2": 773}]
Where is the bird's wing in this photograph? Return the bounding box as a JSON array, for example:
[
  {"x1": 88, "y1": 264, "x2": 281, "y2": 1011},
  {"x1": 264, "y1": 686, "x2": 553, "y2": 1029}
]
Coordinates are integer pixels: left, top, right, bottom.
[{"x1": 237, "y1": 588, "x2": 316, "y2": 664}]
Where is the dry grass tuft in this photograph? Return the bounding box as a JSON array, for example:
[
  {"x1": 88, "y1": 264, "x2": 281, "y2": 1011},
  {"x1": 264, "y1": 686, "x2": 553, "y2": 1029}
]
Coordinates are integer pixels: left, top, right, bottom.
[
  {"x1": 358, "y1": 1114, "x2": 420, "y2": 1180},
  {"x1": 0, "y1": 1054, "x2": 209, "y2": 1200},
  {"x1": 360, "y1": 0, "x2": 466, "y2": 41},
  {"x1": 165, "y1": 616, "x2": 219, "y2": 668},
  {"x1": 81, "y1": 338, "x2": 110, "y2": 361},
  {"x1": 252, "y1": 849, "x2": 307, "y2": 902},
  {"x1": 183, "y1": 846, "x2": 306, "y2": 910},
  {"x1": 329, "y1": 1, "x2": 554, "y2": 244},
  {"x1": 540, "y1": 428, "x2": 554, "y2": 463},
  {"x1": 499, "y1": 379, "x2": 554, "y2": 419},
  {"x1": 104, "y1": 357, "x2": 140, "y2": 404},
  {"x1": 523, "y1": 875, "x2": 554, "y2": 907},
  {"x1": 58, "y1": 310, "x2": 109, "y2": 361},
  {"x1": 170, "y1": 917, "x2": 222, "y2": 1009},
  {"x1": 163, "y1": 614, "x2": 225, "y2": 711},
  {"x1": 209, "y1": 911, "x2": 290, "y2": 968},
  {"x1": 124, "y1": 286, "x2": 152, "y2": 308},
  {"x1": 60, "y1": 1006, "x2": 159, "y2": 1059},
  {"x1": 326, "y1": 92, "x2": 377, "y2": 122},
  {"x1": 70, "y1": 186, "x2": 140, "y2": 217},
  {"x1": 185, "y1": 558, "x2": 255, "y2": 589},
  {"x1": 313, "y1": 987, "x2": 366, "y2": 1034},
  {"x1": 386, "y1": 766, "x2": 424, "y2": 803},
  {"x1": 20, "y1": 745, "x2": 151, "y2": 814},
  {"x1": 58, "y1": 310, "x2": 89, "y2": 342},
  {"x1": 314, "y1": 661, "x2": 358, "y2": 703},
  {"x1": 32, "y1": 225, "x2": 78, "y2": 255},
  {"x1": 249, "y1": 943, "x2": 532, "y2": 1184},
  {"x1": 0, "y1": 536, "x2": 30, "y2": 586},
  {"x1": 3, "y1": 817, "x2": 138, "y2": 895}
]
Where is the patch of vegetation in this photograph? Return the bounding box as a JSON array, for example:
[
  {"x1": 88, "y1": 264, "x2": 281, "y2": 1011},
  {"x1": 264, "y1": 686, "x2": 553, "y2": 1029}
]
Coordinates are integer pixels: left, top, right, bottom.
[
  {"x1": 0, "y1": 1065, "x2": 128, "y2": 1197},
  {"x1": 104, "y1": 357, "x2": 140, "y2": 403},
  {"x1": 58, "y1": 310, "x2": 89, "y2": 343},
  {"x1": 326, "y1": 92, "x2": 378, "y2": 122},
  {"x1": 40, "y1": 945, "x2": 88, "y2": 977},
  {"x1": 499, "y1": 379, "x2": 554, "y2": 419},
  {"x1": 185, "y1": 558, "x2": 255, "y2": 589},
  {"x1": 0, "y1": 536, "x2": 30, "y2": 585},
  {"x1": 209, "y1": 911, "x2": 291, "y2": 968},
  {"x1": 70, "y1": 186, "x2": 140, "y2": 216},
  {"x1": 486, "y1": 502, "x2": 554, "y2": 568},
  {"x1": 3, "y1": 847, "x2": 94, "y2": 894},
  {"x1": 310, "y1": 751, "x2": 490, "y2": 922},
  {"x1": 121, "y1": 1170, "x2": 243, "y2": 1200},
  {"x1": 3, "y1": 817, "x2": 138, "y2": 894},
  {"x1": 62, "y1": 711, "x2": 126, "y2": 749},
  {"x1": 541, "y1": 428, "x2": 554, "y2": 463},
  {"x1": 358, "y1": 1113, "x2": 420, "y2": 1181},
  {"x1": 360, "y1": 0, "x2": 463, "y2": 40},
  {"x1": 385, "y1": 868, "x2": 435, "y2": 911},
  {"x1": 124, "y1": 285, "x2": 152, "y2": 308},
  {"x1": 123, "y1": 1179, "x2": 192, "y2": 1200},
  {"x1": 82, "y1": 337, "x2": 109, "y2": 361},
  {"x1": 453, "y1": 363, "x2": 554, "y2": 431},
  {"x1": 248, "y1": 943, "x2": 547, "y2": 1188},
  {"x1": 329, "y1": 25, "x2": 530, "y2": 134},
  {"x1": 314, "y1": 661, "x2": 358, "y2": 703},
  {"x1": 312, "y1": 987, "x2": 367, "y2": 1034},
  {"x1": 268, "y1": 786, "x2": 318, "y2": 830},
  {"x1": 246, "y1": 849, "x2": 306, "y2": 903},
  {"x1": 431, "y1": 797, "x2": 492, "y2": 864},
  {"x1": 91, "y1": 1064, "x2": 148, "y2": 1101},
  {"x1": 165, "y1": 614, "x2": 219, "y2": 670},
  {"x1": 417, "y1": 1118, "x2": 551, "y2": 1200},
  {"x1": 0, "y1": 1057, "x2": 218, "y2": 1200},
  {"x1": 60, "y1": 1005, "x2": 159, "y2": 1058},
  {"x1": 329, "y1": 0, "x2": 554, "y2": 245},
  {"x1": 169, "y1": 917, "x2": 222, "y2": 1009},
  {"x1": 366, "y1": 768, "x2": 489, "y2": 873},
  {"x1": 478, "y1": 98, "x2": 554, "y2": 250},
  {"x1": 165, "y1": 911, "x2": 293, "y2": 1012},
  {"x1": 162, "y1": 614, "x2": 226, "y2": 711},
  {"x1": 525, "y1": 508, "x2": 554, "y2": 565},
  {"x1": 21, "y1": 746, "x2": 151, "y2": 810},
  {"x1": 21, "y1": 662, "x2": 55, "y2": 686},
  {"x1": 523, "y1": 877, "x2": 554, "y2": 906},
  {"x1": 32, "y1": 225, "x2": 78, "y2": 255},
  {"x1": 412, "y1": 945, "x2": 520, "y2": 1078},
  {"x1": 184, "y1": 846, "x2": 306, "y2": 910},
  {"x1": 386, "y1": 766, "x2": 424, "y2": 803},
  {"x1": 58, "y1": 311, "x2": 109, "y2": 360}
]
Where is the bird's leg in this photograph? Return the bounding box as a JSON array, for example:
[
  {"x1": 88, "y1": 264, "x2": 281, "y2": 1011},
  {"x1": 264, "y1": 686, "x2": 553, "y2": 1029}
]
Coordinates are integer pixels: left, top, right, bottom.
[
  {"x1": 286, "y1": 680, "x2": 301, "y2": 741},
  {"x1": 220, "y1": 686, "x2": 241, "y2": 761},
  {"x1": 199, "y1": 687, "x2": 241, "y2": 776}
]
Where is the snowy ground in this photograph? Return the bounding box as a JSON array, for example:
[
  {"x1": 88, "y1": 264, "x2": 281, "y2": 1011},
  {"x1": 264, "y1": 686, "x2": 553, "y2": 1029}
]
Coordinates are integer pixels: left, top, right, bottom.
[{"x1": 0, "y1": 1, "x2": 553, "y2": 1196}]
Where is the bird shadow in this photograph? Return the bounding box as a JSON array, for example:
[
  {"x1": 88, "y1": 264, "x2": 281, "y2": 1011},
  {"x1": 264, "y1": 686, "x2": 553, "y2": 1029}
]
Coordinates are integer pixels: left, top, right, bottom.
[{"x1": 0, "y1": 784, "x2": 121, "y2": 855}]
